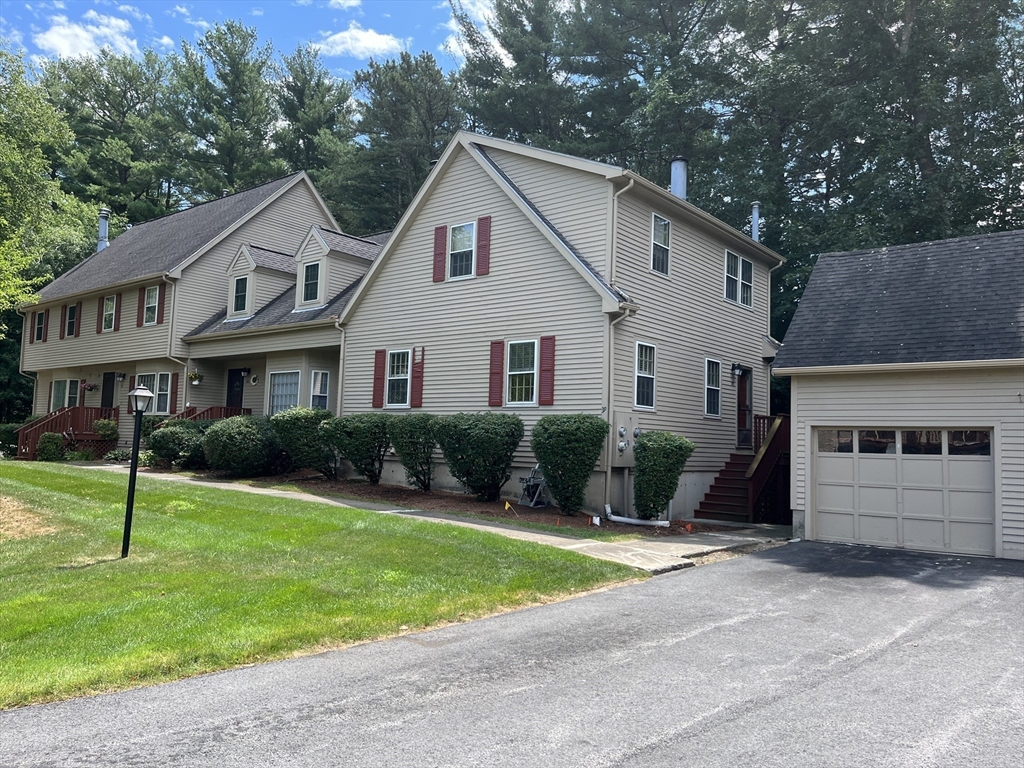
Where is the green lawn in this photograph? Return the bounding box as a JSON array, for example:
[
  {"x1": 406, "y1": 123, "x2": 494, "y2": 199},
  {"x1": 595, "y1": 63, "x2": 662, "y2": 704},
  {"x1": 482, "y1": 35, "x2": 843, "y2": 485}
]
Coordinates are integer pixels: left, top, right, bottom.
[{"x1": 0, "y1": 463, "x2": 639, "y2": 708}]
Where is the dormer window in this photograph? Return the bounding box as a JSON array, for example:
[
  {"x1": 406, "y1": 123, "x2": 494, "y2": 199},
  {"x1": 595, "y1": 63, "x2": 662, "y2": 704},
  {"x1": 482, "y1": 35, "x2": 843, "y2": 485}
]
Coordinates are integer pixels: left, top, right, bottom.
[
  {"x1": 233, "y1": 276, "x2": 248, "y2": 314},
  {"x1": 302, "y1": 262, "x2": 321, "y2": 303}
]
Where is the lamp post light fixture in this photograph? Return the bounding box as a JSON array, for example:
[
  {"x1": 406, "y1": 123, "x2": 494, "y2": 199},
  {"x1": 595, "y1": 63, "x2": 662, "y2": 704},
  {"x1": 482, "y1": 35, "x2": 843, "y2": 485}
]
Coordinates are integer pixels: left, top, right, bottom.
[{"x1": 121, "y1": 385, "x2": 154, "y2": 558}]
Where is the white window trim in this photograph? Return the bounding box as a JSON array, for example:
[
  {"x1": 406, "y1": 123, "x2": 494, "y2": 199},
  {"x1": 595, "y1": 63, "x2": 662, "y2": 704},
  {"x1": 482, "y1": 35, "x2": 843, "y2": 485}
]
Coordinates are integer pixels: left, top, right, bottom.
[
  {"x1": 650, "y1": 213, "x2": 671, "y2": 277},
  {"x1": 705, "y1": 358, "x2": 722, "y2": 417},
  {"x1": 51, "y1": 378, "x2": 80, "y2": 411},
  {"x1": 634, "y1": 341, "x2": 656, "y2": 410},
  {"x1": 65, "y1": 304, "x2": 77, "y2": 337},
  {"x1": 35, "y1": 312, "x2": 45, "y2": 341},
  {"x1": 447, "y1": 221, "x2": 476, "y2": 281},
  {"x1": 310, "y1": 369, "x2": 330, "y2": 409},
  {"x1": 300, "y1": 260, "x2": 323, "y2": 304},
  {"x1": 143, "y1": 285, "x2": 160, "y2": 326},
  {"x1": 136, "y1": 371, "x2": 172, "y2": 415},
  {"x1": 230, "y1": 275, "x2": 250, "y2": 317},
  {"x1": 385, "y1": 350, "x2": 411, "y2": 408},
  {"x1": 268, "y1": 370, "x2": 301, "y2": 416},
  {"x1": 102, "y1": 296, "x2": 116, "y2": 331},
  {"x1": 724, "y1": 251, "x2": 754, "y2": 309},
  {"x1": 506, "y1": 339, "x2": 538, "y2": 406}
]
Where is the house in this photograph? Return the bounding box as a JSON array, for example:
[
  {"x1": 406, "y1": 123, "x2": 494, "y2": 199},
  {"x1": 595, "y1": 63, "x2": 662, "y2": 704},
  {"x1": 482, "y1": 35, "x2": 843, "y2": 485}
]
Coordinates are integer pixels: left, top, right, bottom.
[
  {"x1": 337, "y1": 132, "x2": 787, "y2": 518},
  {"x1": 16, "y1": 172, "x2": 383, "y2": 458},
  {"x1": 772, "y1": 231, "x2": 1024, "y2": 560}
]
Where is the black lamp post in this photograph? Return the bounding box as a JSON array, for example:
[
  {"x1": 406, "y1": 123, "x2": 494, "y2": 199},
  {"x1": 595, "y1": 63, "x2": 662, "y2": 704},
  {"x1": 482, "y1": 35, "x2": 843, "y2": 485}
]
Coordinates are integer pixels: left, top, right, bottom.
[{"x1": 122, "y1": 384, "x2": 154, "y2": 558}]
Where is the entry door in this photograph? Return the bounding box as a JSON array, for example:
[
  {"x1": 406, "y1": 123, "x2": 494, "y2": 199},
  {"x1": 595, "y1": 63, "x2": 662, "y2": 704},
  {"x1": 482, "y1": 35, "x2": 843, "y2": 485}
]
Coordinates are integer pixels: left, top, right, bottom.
[
  {"x1": 100, "y1": 372, "x2": 116, "y2": 408},
  {"x1": 227, "y1": 369, "x2": 246, "y2": 409},
  {"x1": 736, "y1": 368, "x2": 752, "y2": 448}
]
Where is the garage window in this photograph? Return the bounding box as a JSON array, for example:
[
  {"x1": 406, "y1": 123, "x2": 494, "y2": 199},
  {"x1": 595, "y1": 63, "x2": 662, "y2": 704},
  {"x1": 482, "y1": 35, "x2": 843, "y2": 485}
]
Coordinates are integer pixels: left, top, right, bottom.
[
  {"x1": 817, "y1": 429, "x2": 853, "y2": 453},
  {"x1": 901, "y1": 430, "x2": 942, "y2": 455},
  {"x1": 858, "y1": 430, "x2": 895, "y2": 454},
  {"x1": 949, "y1": 430, "x2": 991, "y2": 456}
]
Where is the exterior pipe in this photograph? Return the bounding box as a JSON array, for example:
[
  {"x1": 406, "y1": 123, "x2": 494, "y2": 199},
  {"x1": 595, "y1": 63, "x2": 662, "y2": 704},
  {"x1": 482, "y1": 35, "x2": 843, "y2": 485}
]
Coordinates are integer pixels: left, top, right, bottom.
[
  {"x1": 98, "y1": 208, "x2": 110, "y2": 252},
  {"x1": 606, "y1": 511, "x2": 671, "y2": 528},
  {"x1": 670, "y1": 157, "x2": 688, "y2": 200},
  {"x1": 751, "y1": 201, "x2": 761, "y2": 243}
]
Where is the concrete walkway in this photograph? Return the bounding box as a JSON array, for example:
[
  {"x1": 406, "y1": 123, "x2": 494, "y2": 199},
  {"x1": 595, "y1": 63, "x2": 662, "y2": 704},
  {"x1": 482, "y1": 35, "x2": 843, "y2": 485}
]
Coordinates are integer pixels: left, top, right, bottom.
[{"x1": 86, "y1": 464, "x2": 790, "y2": 573}]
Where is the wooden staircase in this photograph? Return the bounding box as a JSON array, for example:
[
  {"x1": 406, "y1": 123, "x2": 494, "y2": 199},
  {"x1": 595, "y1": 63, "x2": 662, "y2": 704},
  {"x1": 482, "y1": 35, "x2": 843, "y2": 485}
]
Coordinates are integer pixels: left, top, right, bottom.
[{"x1": 694, "y1": 453, "x2": 756, "y2": 523}]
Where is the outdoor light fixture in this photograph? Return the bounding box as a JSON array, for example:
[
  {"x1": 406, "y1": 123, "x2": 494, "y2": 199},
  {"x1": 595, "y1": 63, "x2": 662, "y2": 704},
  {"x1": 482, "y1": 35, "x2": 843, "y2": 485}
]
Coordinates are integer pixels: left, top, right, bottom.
[
  {"x1": 731, "y1": 363, "x2": 744, "y2": 381},
  {"x1": 115, "y1": 372, "x2": 126, "y2": 383},
  {"x1": 240, "y1": 367, "x2": 251, "y2": 378},
  {"x1": 121, "y1": 385, "x2": 154, "y2": 558}
]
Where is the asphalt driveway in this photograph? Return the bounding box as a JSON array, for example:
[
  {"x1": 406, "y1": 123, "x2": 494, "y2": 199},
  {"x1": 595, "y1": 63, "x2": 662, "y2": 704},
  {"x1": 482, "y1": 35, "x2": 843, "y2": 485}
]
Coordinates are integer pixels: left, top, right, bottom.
[{"x1": 2, "y1": 542, "x2": 1021, "y2": 767}]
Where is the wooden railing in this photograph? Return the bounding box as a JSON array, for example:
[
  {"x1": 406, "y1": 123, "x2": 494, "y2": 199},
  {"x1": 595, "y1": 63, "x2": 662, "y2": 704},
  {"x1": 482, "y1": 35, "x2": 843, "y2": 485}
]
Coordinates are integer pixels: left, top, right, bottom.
[
  {"x1": 160, "y1": 407, "x2": 198, "y2": 425},
  {"x1": 753, "y1": 414, "x2": 775, "y2": 452},
  {"x1": 17, "y1": 406, "x2": 120, "y2": 460},
  {"x1": 192, "y1": 407, "x2": 252, "y2": 421},
  {"x1": 745, "y1": 414, "x2": 790, "y2": 519}
]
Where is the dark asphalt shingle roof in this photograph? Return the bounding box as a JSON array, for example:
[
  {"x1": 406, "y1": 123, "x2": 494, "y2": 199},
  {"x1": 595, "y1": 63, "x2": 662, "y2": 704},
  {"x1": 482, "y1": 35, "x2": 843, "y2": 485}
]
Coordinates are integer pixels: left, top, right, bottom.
[
  {"x1": 773, "y1": 230, "x2": 1024, "y2": 369},
  {"x1": 361, "y1": 231, "x2": 392, "y2": 246},
  {"x1": 316, "y1": 226, "x2": 385, "y2": 261},
  {"x1": 248, "y1": 245, "x2": 295, "y2": 274},
  {"x1": 40, "y1": 173, "x2": 302, "y2": 301}
]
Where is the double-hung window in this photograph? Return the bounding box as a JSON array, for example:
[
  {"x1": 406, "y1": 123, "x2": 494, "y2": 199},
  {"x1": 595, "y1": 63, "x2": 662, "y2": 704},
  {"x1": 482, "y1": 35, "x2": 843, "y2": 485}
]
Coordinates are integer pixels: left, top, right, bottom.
[
  {"x1": 269, "y1": 371, "x2": 300, "y2": 415},
  {"x1": 651, "y1": 214, "x2": 670, "y2": 275},
  {"x1": 51, "y1": 379, "x2": 80, "y2": 411},
  {"x1": 233, "y1": 277, "x2": 248, "y2": 314},
  {"x1": 705, "y1": 359, "x2": 721, "y2": 416},
  {"x1": 386, "y1": 351, "x2": 410, "y2": 407},
  {"x1": 303, "y1": 263, "x2": 321, "y2": 303},
  {"x1": 725, "y1": 252, "x2": 753, "y2": 307},
  {"x1": 136, "y1": 372, "x2": 171, "y2": 414},
  {"x1": 144, "y1": 286, "x2": 159, "y2": 325},
  {"x1": 635, "y1": 343, "x2": 656, "y2": 409},
  {"x1": 311, "y1": 370, "x2": 330, "y2": 409},
  {"x1": 507, "y1": 340, "x2": 537, "y2": 405},
  {"x1": 35, "y1": 312, "x2": 46, "y2": 341},
  {"x1": 65, "y1": 304, "x2": 77, "y2": 336},
  {"x1": 449, "y1": 222, "x2": 475, "y2": 279},
  {"x1": 102, "y1": 296, "x2": 116, "y2": 331}
]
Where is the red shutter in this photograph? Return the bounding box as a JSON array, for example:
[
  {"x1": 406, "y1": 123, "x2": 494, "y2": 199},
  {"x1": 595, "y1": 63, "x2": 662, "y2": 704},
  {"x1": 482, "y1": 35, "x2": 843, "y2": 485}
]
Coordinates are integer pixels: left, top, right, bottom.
[
  {"x1": 432, "y1": 225, "x2": 447, "y2": 282},
  {"x1": 411, "y1": 347, "x2": 424, "y2": 408},
  {"x1": 488, "y1": 340, "x2": 505, "y2": 407},
  {"x1": 127, "y1": 376, "x2": 136, "y2": 413},
  {"x1": 96, "y1": 297, "x2": 104, "y2": 333},
  {"x1": 29, "y1": 313, "x2": 35, "y2": 344},
  {"x1": 539, "y1": 336, "x2": 556, "y2": 405},
  {"x1": 157, "y1": 283, "x2": 166, "y2": 324},
  {"x1": 73, "y1": 302, "x2": 82, "y2": 337},
  {"x1": 41, "y1": 309, "x2": 49, "y2": 342},
  {"x1": 476, "y1": 216, "x2": 491, "y2": 276},
  {"x1": 47, "y1": 381, "x2": 53, "y2": 411},
  {"x1": 137, "y1": 287, "x2": 146, "y2": 327},
  {"x1": 372, "y1": 349, "x2": 386, "y2": 408},
  {"x1": 113, "y1": 293, "x2": 122, "y2": 331},
  {"x1": 170, "y1": 372, "x2": 179, "y2": 414},
  {"x1": 59, "y1": 305, "x2": 67, "y2": 339}
]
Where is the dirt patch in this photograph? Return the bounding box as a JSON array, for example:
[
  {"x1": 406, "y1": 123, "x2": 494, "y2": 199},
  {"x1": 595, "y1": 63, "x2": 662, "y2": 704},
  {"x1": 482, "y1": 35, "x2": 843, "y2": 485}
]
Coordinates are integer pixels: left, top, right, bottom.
[
  {"x1": 0, "y1": 496, "x2": 57, "y2": 541},
  {"x1": 690, "y1": 540, "x2": 788, "y2": 567}
]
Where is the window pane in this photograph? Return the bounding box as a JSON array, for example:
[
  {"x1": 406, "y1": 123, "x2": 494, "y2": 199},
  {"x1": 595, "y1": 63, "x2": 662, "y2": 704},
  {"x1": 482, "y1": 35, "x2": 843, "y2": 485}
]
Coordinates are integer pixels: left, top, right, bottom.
[
  {"x1": 387, "y1": 352, "x2": 410, "y2": 405},
  {"x1": 508, "y1": 342, "x2": 535, "y2": 374},
  {"x1": 653, "y1": 216, "x2": 670, "y2": 247},
  {"x1": 726, "y1": 252, "x2": 738, "y2": 277},
  {"x1": 35, "y1": 313, "x2": 44, "y2": 340},
  {"x1": 451, "y1": 223, "x2": 474, "y2": 253},
  {"x1": 508, "y1": 372, "x2": 534, "y2": 403},
  {"x1": 52, "y1": 379, "x2": 67, "y2": 410},
  {"x1": 66, "y1": 380, "x2": 79, "y2": 408},
  {"x1": 303, "y1": 264, "x2": 319, "y2": 302},
  {"x1": 145, "y1": 286, "x2": 159, "y2": 324},
  {"x1": 706, "y1": 360, "x2": 720, "y2": 389},
  {"x1": 66, "y1": 304, "x2": 77, "y2": 335},
  {"x1": 311, "y1": 371, "x2": 329, "y2": 409},
  {"x1": 636, "y1": 344, "x2": 655, "y2": 376},
  {"x1": 449, "y1": 224, "x2": 475, "y2": 279},
  {"x1": 725, "y1": 276, "x2": 738, "y2": 302},
  {"x1": 269, "y1": 372, "x2": 300, "y2": 415},
  {"x1": 652, "y1": 243, "x2": 669, "y2": 275},
  {"x1": 233, "y1": 278, "x2": 247, "y2": 312},
  {"x1": 859, "y1": 430, "x2": 896, "y2": 454},
  {"x1": 949, "y1": 430, "x2": 991, "y2": 456},
  {"x1": 741, "y1": 259, "x2": 753, "y2": 284},
  {"x1": 901, "y1": 430, "x2": 942, "y2": 455},
  {"x1": 389, "y1": 351, "x2": 409, "y2": 377},
  {"x1": 103, "y1": 297, "x2": 115, "y2": 330},
  {"x1": 137, "y1": 373, "x2": 156, "y2": 412},
  {"x1": 705, "y1": 386, "x2": 720, "y2": 416},
  {"x1": 636, "y1": 375, "x2": 654, "y2": 408},
  {"x1": 740, "y1": 282, "x2": 752, "y2": 307},
  {"x1": 387, "y1": 377, "x2": 409, "y2": 406},
  {"x1": 818, "y1": 429, "x2": 854, "y2": 452}
]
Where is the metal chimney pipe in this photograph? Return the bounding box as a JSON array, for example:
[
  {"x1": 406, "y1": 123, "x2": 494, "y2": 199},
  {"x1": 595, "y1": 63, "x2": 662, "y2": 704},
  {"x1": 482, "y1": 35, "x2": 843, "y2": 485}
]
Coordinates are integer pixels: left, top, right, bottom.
[
  {"x1": 98, "y1": 208, "x2": 110, "y2": 252},
  {"x1": 670, "y1": 157, "x2": 688, "y2": 200},
  {"x1": 751, "y1": 201, "x2": 761, "y2": 242}
]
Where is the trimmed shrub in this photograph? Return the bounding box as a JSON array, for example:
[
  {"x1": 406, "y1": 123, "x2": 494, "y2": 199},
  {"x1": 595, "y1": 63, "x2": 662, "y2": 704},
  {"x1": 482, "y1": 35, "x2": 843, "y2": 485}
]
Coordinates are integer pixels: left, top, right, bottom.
[
  {"x1": 633, "y1": 431, "x2": 696, "y2": 520},
  {"x1": 36, "y1": 432, "x2": 65, "y2": 462},
  {"x1": 140, "y1": 415, "x2": 165, "y2": 440},
  {"x1": 436, "y1": 413, "x2": 524, "y2": 501},
  {"x1": 139, "y1": 450, "x2": 159, "y2": 468},
  {"x1": 104, "y1": 448, "x2": 132, "y2": 462},
  {"x1": 92, "y1": 419, "x2": 119, "y2": 441},
  {"x1": 270, "y1": 407, "x2": 336, "y2": 478},
  {"x1": 148, "y1": 424, "x2": 208, "y2": 469},
  {"x1": 530, "y1": 414, "x2": 608, "y2": 516},
  {"x1": 390, "y1": 413, "x2": 437, "y2": 491},
  {"x1": 320, "y1": 413, "x2": 393, "y2": 484},
  {"x1": 203, "y1": 416, "x2": 281, "y2": 477}
]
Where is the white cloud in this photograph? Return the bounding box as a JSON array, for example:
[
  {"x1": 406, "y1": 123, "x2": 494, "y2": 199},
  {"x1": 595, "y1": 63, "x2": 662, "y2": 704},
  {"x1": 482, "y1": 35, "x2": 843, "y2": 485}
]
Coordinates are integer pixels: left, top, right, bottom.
[
  {"x1": 0, "y1": 16, "x2": 25, "y2": 46},
  {"x1": 32, "y1": 10, "x2": 140, "y2": 58},
  {"x1": 328, "y1": 0, "x2": 361, "y2": 8},
  {"x1": 251, "y1": 7, "x2": 264, "y2": 16},
  {"x1": 316, "y1": 22, "x2": 405, "y2": 59},
  {"x1": 117, "y1": 5, "x2": 151, "y2": 23},
  {"x1": 293, "y1": 0, "x2": 312, "y2": 5},
  {"x1": 168, "y1": 4, "x2": 209, "y2": 30},
  {"x1": 154, "y1": 35, "x2": 175, "y2": 50},
  {"x1": 442, "y1": 0, "x2": 503, "y2": 65}
]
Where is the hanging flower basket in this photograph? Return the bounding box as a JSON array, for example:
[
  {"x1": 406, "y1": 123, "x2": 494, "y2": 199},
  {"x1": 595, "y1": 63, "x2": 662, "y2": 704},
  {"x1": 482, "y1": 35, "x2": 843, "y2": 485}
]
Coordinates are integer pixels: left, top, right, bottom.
[{"x1": 187, "y1": 370, "x2": 204, "y2": 384}]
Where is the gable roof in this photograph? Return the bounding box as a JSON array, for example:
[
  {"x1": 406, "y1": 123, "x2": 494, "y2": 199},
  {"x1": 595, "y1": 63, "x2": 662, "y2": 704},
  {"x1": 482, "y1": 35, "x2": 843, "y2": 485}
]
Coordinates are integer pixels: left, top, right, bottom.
[
  {"x1": 316, "y1": 226, "x2": 387, "y2": 261},
  {"x1": 247, "y1": 245, "x2": 295, "y2": 274},
  {"x1": 773, "y1": 230, "x2": 1024, "y2": 371},
  {"x1": 39, "y1": 173, "x2": 308, "y2": 302}
]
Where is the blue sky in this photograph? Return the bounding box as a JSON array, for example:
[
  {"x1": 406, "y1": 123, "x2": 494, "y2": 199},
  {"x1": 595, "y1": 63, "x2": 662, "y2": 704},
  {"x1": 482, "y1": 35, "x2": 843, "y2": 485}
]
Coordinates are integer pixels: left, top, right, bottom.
[{"x1": 0, "y1": 0, "x2": 494, "y2": 74}]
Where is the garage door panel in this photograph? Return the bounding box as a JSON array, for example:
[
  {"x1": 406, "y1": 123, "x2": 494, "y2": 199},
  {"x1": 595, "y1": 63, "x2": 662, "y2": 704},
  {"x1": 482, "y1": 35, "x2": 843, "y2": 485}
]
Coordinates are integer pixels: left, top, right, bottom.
[
  {"x1": 949, "y1": 522, "x2": 994, "y2": 554},
  {"x1": 903, "y1": 458, "x2": 943, "y2": 486},
  {"x1": 948, "y1": 490, "x2": 994, "y2": 520},
  {"x1": 817, "y1": 483, "x2": 854, "y2": 512},
  {"x1": 903, "y1": 488, "x2": 944, "y2": 517},
  {"x1": 858, "y1": 457, "x2": 898, "y2": 484},
  {"x1": 948, "y1": 460, "x2": 993, "y2": 490},
  {"x1": 817, "y1": 455, "x2": 854, "y2": 483},
  {"x1": 817, "y1": 511, "x2": 855, "y2": 540},
  {"x1": 859, "y1": 515, "x2": 898, "y2": 544},
  {"x1": 859, "y1": 486, "x2": 898, "y2": 515},
  {"x1": 903, "y1": 518, "x2": 945, "y2": 549}
]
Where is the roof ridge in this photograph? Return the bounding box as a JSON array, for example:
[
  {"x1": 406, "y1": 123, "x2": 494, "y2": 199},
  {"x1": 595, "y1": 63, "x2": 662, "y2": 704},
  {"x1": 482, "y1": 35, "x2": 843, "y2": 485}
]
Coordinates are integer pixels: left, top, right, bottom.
[
  {"x1": 316, "y1": 224, "x2": 380, "y2": 245},
  {"x1": 820, "y1": 229, "x2": 1023, "y2": 259},
  {"x1": 247, "y1": 244, "x2": 295, "y2": 257}
]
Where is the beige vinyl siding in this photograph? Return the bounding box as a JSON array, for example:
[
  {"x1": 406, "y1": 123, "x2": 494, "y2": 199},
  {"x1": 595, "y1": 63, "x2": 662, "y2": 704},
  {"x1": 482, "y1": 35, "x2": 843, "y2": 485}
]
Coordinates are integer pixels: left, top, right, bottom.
[
  {"x1": 790, "y1": 366, "x2": 1024, "y2": 560},
  {"x1": 253, "y1": 268, "x2": 292, "y2": 310},
  {"x1": 325, "y1": 253, "x2": 370, "y2": 298},
  {"x1": 343, "y1": 145, "x2": 606, "y2": 466},
  {"x1": 487, "y1": 148, "x2": 611, "y2": 276},
  {"x1": 173, "y1": 182, "x2": 334, "y2": 358},
  {"x1": 22, "y1": 286, "x2": 171, "y2": 372},
  {"x1": 610, "y1": 191, "x2": 771, "y2": 473},
  {"x1": 298, "y1": 234, "x2": 325, "y2": 262},
  {"x1": 307, "y1": 349, "x2": 339, "y2": 411},
  {"x1": 187, "y1": 324, "x2": 339, "y2": 358}
]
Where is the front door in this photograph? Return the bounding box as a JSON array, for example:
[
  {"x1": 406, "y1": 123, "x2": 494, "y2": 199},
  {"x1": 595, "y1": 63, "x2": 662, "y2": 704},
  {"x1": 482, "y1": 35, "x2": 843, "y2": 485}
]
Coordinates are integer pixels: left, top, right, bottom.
[
  {"x1": 227, "y1": 369, "x2": 246, "y2": 409},
  {"x1": 736, "y1": 368, "x2": 752, "y2": 448},
  {"x1": 101, "y1": 371, "x2": 116, "y2": 408}
]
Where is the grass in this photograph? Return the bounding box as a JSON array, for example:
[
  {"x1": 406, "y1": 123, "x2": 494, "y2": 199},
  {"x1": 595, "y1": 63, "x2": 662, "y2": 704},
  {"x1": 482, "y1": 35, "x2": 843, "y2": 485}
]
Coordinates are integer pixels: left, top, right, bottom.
[{"x1": 0, "y1": 463, "x2": 640, "y2": 709}]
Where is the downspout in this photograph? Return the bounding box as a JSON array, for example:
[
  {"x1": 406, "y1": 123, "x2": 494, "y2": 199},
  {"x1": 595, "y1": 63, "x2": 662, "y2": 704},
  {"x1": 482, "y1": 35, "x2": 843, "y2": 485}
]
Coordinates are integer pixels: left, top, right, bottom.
[
  {"x1": 609, "y1": 179, "x2": 634, "y2": 288},
  {"x1": 334, "y1": 318, "x2": 345, "y2": 416},
  {"x1": 766, "y1": 259, "x2": 785, "y2": 415}
]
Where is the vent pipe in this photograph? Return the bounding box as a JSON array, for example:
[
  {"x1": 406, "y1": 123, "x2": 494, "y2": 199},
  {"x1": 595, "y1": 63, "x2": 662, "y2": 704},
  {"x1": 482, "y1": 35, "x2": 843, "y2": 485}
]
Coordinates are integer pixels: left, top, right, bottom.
[
  {"x1": 670, "y1": 157, "x2": 688, "y2": 200},
  {"x1": 97, "y1": 208, "x2": 110, "y2": 252},
  {"x1": 751, "y1": 201, "x2": 761, "y2": 243}
]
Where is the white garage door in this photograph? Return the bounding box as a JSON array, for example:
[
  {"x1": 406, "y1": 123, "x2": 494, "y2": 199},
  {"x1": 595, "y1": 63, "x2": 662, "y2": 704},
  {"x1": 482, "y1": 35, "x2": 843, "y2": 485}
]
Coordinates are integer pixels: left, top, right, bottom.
[{"x1": 814, "y1": 428, "x2": 994, "y2": 556}]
